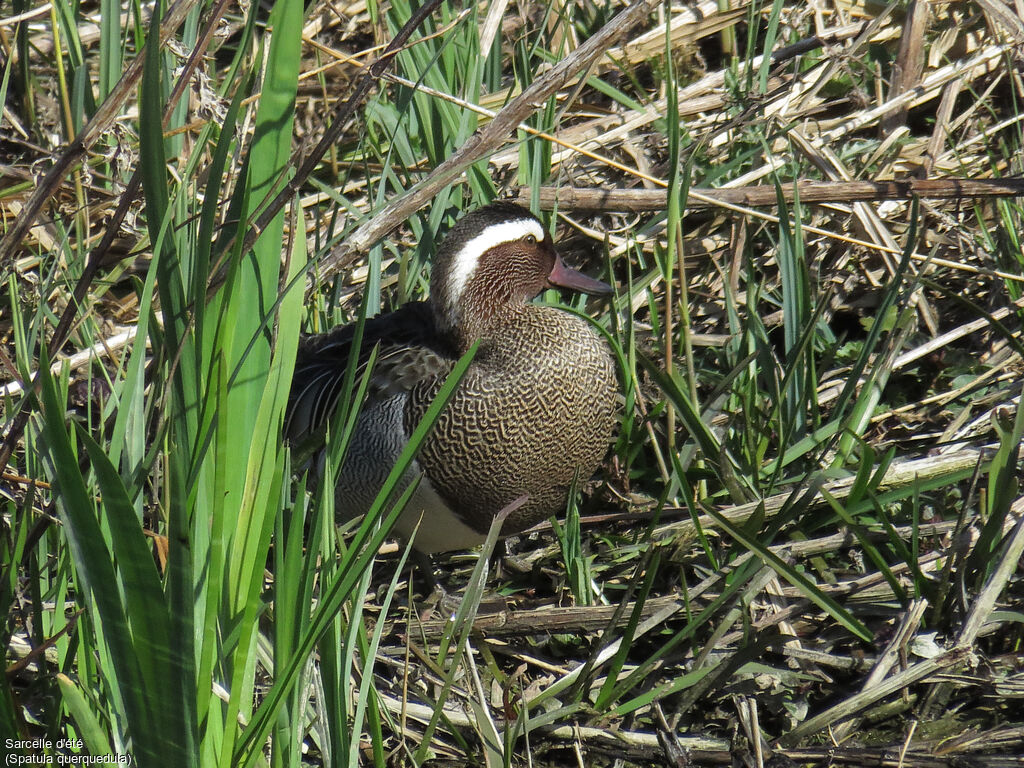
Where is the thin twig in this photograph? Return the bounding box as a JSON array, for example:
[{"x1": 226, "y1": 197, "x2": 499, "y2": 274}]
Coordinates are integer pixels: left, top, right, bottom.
[{"x1": 313, "y1": 0, "x2": 662, "y2": 284}]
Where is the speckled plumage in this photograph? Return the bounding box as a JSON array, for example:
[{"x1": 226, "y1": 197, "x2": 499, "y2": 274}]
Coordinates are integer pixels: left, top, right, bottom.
[
  {"x1": 286, "y1": 203, "x2": 619, "y2": 554},
  {"x1": 408, "y1": 307, "x2": 618, "y2": 536}
]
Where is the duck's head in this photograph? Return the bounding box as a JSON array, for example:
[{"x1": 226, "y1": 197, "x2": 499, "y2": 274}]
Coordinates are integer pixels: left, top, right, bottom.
[{"x1": 431, "y1": 202, "x2": 611, "y2": 346}]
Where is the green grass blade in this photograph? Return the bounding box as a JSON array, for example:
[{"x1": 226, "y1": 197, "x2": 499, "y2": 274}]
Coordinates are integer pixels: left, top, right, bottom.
[
  {"x1": 35, "y1": 361, "x2": 162, "y2": 765},
  {"x1": 703, "y1": 504, "x2": 871, "y2": 641}
]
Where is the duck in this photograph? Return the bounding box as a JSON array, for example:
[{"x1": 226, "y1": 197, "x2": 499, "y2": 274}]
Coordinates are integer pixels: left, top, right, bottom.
[{"x1": 286, "y1": 201, "x2": 619, "y2": 555}]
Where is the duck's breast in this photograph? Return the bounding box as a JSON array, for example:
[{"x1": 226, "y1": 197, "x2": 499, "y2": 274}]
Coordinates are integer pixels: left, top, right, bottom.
[{"x1": 408, "y1": 308, "x2": 619, "y2": 535}]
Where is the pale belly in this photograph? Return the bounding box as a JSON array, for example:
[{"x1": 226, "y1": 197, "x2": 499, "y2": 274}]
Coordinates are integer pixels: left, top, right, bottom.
[{"x1": 392, "y1": 475, "x2": 488, "y2": 554}]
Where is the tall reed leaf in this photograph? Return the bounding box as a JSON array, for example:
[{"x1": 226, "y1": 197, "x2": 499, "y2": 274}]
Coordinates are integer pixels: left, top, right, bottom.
[{"x1": 35, "y1": 361, "x2": 173, "y2": 767}]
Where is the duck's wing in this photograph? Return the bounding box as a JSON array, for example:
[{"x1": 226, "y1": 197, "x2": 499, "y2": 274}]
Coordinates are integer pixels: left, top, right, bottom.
[{"x1": 285, "y1": 302, "x2": 456, "y2": 441}]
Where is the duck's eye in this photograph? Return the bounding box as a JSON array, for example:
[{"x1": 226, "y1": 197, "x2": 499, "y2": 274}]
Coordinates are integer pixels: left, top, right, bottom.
[{"x1": 524, "y1": 234, "x2": 537, "y2": 245}]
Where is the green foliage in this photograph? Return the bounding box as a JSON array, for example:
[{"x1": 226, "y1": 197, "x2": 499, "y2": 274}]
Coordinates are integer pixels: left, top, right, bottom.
[{"x1": 4, "y1": 0, "x2": 1024, "y2": 763}]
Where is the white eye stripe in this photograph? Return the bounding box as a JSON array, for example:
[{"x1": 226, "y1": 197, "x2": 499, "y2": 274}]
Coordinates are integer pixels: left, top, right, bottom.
[{"x1": 447, "y1": 218, "x2": 545, "y2": 303}]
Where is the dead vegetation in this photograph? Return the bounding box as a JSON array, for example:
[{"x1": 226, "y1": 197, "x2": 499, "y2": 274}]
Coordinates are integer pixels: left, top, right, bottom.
[{"x1": 3, "y1": 0, "x2": 1024, "y2": 766}]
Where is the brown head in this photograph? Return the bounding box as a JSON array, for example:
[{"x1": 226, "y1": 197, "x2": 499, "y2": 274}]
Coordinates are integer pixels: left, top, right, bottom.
[{"x1": 430, "y1": 202, "x2": 611, "y2": 350}]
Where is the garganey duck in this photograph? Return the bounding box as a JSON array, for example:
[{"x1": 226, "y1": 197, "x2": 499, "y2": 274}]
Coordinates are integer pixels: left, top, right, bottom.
[{"x1": 286, "y1": 202, "x2": 619, "y2": 555}]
